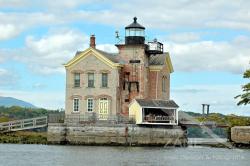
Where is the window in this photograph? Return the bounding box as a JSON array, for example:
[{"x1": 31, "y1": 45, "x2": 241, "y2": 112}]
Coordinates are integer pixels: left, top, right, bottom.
[
  {"x1": 88, "y1": 73, "x2": 94, "y2": 87},
  {"x1": 74, "y1": 73, "x2": 80, "y2": 87},
  {"x1": 162, "y1": 76, "x2": 167, "y2": 92},
  {"x1": 87, "y1": 98, "x2": 94, "y2": 112},
  {"x1": 101, "y1": 73, "x2": 108, "y2": 87},
  {"x1": 73, "y1": 98, "x2": 79, "y2": 112}
]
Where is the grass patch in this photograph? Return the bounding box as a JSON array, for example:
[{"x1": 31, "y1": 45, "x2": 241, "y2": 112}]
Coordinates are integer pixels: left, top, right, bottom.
[{"x1": 0, "y1": 131, "x2": 47, "y2": 144}]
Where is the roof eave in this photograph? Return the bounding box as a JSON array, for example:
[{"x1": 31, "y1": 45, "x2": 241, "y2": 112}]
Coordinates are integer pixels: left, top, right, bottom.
[
  {"x1": 149, "y1": 65, "x2": 164, "y2": 71},
  {"x1": 64, "y1": 47, "x2": 123, "y2": 69},
  {"x1": 166, "y1": 53, "x2": 174, "y2": 73}
]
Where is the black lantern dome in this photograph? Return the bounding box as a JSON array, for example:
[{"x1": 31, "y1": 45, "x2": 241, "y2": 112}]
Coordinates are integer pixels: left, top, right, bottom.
[{"x1": 125, "y1": 17, "x2": 145, "y2": 45}]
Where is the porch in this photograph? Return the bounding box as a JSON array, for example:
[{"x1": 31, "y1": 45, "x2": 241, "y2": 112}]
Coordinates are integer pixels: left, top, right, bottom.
[
  {"x1": 129, "y1": 99, "x2": 179, "y2": 125},
  {"x1": 142, "y1": 108, "x2": 177, "y2": 125}
]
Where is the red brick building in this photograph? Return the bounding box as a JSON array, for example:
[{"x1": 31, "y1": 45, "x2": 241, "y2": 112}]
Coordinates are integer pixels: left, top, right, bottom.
[{"x1": 116, "y1": 17, "x2": 174, "y2": 115}]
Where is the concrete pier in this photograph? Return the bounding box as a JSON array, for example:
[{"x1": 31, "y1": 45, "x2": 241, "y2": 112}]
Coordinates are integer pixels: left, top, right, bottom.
[
  {"x1": 48, "y1": 123, "x2": 187, "y2": 146},
  {"x1": 231, "y1": 126, "x2": 250, "y2": 145}
]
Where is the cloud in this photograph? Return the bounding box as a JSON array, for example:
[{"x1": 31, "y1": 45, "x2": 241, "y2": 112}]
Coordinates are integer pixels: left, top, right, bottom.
[
  {"x1": 0, "y1": 24, "x2": 21, "y2": 40},
  {"x1": 0, "y1": 68, "x2": 19, "y2": 86},
  {"x1": 12, "y1": 29, "x2": 89, "y2": 75},
  {"x1": 0, "y1": 29, "x2": 120, "y2": 75},
  {"x1": 70, "y1": 0, "x2": 250, "y2": 31},
  {"x1": 0, "y1": 50, "x2": 8, "y2": 63},
  {"x1": 0, "y1": 12, "x2": 64, "y2": 40},
  {"x1": 41, "y1": 0, "x2": 93, "y2": 10},
  {"x1": 167, "y1": 32, "x2": 201, "y2": 43},
  {"x1": 171, "y1": 84, "x2": 250, "y2": 116},
  {"x1": 96, "y1": 44, "x2": 118, "y2": 53},
  {"x1": 1, "y1": 0, "x2": 250, "y2": 40},
  {"x1": 167, "y1": 36, "x2": 250, "y2": 74},
  {"x1": 32, "y1": 83, "x2": 47, "y2": 89},
  {"x1": 0, "y1": 0, "x2": 30, "y2": 8},
  {"x1": 1, "y1": 33, "x2": 249, "y2": 75},
  {"x1": 0, "y1": 0, "x2": 92, "y2": 9}
]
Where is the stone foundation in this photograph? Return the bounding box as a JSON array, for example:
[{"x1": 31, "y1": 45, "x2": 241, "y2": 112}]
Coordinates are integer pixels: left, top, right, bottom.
[
  {"x1": 231, "y1": 126, "x2": 250, "y2": 144},
  {"x1": 48, "y1": 123, "x2": 187, "y2": 146}
]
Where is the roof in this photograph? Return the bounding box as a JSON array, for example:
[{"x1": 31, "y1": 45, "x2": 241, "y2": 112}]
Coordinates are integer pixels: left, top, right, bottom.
[
  {"x1": 94, "y1": 49, "x2": 120, "y2": 63},
  {"x1": 148, "y1": 52, "x2": 174, "y2": 73},
  {"x1": 135, "y1": 99, "x2": 179, "y2": 108},
  {"x1": 149, "y1": 54, "x2": 167, "y2": 65},
  {"x1": 125, "y1": 17, "x2": 145, "y2": 29},
  {"x1": 74, "y1": 49, "x2": 119, "y2": 63},
  {"x1": 64, "y1": 47, "x2": 122, "y2": 68},
  {"x1": 66, "y1": 47, "x2": 173, "y2": 72}
]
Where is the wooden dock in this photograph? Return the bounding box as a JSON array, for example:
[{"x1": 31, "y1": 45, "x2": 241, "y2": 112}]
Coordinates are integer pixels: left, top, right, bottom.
[{"x1": 0, "y1": 116, "x2": 47, "y2": 133}]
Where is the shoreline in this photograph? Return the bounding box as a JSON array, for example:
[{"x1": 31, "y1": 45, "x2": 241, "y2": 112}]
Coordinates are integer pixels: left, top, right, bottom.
[
  {"x1": 1, "y1": 131, "x2": 249, "y2": 149},
  {"x1": 0, "y1": 131, "x2": 47, "y2": 144}
]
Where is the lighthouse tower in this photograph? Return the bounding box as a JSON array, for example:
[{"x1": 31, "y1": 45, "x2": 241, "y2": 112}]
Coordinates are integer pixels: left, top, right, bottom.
[{"x1": 117, "y1": 17, "x2": 166, "y2": 115}]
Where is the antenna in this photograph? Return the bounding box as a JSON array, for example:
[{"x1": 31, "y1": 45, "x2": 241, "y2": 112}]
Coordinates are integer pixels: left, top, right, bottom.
[
  {"x1": 115, "y1": 30, "x2": 122, "y2": 44},
  {"x1": 115, "y1": 31, "x2": 120, "y2": 38}
]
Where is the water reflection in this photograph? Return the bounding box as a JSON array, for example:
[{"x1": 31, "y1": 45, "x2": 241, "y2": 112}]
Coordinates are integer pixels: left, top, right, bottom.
[{"x1": 0, "y1": 144, "x2": 249, "y2": 166}]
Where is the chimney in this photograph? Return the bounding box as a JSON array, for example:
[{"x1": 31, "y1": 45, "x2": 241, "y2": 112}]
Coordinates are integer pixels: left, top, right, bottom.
[{"x1": 90, "y1": 35, "x2": 96, "y2": 48}]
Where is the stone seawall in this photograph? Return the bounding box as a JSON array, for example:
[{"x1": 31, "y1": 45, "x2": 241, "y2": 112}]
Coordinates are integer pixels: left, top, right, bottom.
[
  {"x1": 231, "y1": 126, "x2": 250, "y2": 145},
  {"x1": 48, "y1": 123, "x2": 187, "y2": 146}
]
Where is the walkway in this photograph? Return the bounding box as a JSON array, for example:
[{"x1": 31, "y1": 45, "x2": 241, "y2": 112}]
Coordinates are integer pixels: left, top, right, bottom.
[{"x1": 0, "y1": 116, "x2": 47, "y2": 133}]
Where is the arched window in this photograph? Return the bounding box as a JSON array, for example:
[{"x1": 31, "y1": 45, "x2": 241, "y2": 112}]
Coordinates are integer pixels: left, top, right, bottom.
[{"x1": 162, "y1": 76, "x2": 167, "y2": 92}]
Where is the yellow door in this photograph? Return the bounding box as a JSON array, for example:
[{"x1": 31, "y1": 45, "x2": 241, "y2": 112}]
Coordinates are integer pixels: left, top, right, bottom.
[{"x1": 99, "y1": 98, "x2": 109, "y2": 120}]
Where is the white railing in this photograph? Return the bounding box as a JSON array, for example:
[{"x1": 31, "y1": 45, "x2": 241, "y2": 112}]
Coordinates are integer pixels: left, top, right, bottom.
[
  {"x1": 64, "y1": 113, "x2": 135, "y2": 124},
  {"x1": 0, "y1": 116, "x2": 47, "y2": 132}
]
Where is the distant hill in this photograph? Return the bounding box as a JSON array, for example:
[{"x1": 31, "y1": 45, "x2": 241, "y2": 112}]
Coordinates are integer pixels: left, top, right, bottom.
[{"x1": 0, "y1": 96, "x2": 36, "y2": 108}]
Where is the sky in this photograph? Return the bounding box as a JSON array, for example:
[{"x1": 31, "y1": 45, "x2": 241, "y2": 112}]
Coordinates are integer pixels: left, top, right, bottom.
[{"x1": 0, "y1": 0, "x2": 249, "y2": 115}]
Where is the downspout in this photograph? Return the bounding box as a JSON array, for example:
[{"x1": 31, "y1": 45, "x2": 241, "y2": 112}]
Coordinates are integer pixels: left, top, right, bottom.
[
  {"x1": 156, "y1": 71, "x2": 158, "y2": 99},
  {"x1": 176, "y1": 109, "x2": 178, "y2": 125}
]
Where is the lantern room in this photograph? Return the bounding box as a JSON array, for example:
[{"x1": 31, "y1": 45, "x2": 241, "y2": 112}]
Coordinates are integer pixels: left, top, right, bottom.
[{"x1": 125, "y1": 17, "x2": 145, "y2": 45}]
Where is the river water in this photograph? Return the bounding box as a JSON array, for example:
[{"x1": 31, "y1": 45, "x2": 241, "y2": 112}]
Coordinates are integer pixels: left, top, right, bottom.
[{"x1": 0, "y1": 144, "x2": 249, "y2": 166}]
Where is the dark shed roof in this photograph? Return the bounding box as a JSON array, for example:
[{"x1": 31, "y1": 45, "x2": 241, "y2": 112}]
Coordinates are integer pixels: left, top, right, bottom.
[
  {"x1": 149, "y1": 54, "x2": 167, "y2": 65},
  {"x1": 135, "y1": 99, "x2": 179, "y2": 108}
]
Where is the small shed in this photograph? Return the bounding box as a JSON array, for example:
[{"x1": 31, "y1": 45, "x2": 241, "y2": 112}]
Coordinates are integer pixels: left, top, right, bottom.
[{"x1": 129, "y1": 99, "x2": 179, "y2": 125}]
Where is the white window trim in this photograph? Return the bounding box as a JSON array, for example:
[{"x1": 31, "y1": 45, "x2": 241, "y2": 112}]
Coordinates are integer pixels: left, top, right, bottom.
[
  {"x1": 87, "y1": 98, "x2": 94, "y2": 112},
  {"x1": 88, "y1": 73, "x2": 95, "y2": 88},
  {"x1": 101, "y1": 73, "x2": 108, "y2": 87},
  {"x1": 74, "y1": 73, "x2": 80, "y2": 87},
  {"x1": 73, "y1": 98, "x2": 80, "y2": 112}
]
